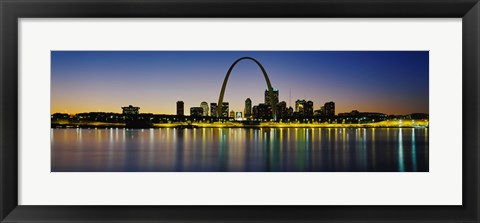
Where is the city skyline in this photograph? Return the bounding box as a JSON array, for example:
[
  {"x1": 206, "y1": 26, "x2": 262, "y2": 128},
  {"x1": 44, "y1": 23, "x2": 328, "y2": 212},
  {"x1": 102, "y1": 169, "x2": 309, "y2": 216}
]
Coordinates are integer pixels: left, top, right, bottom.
[{"x1": 51, "y1": 51, "x2": 429, "y2": 115}]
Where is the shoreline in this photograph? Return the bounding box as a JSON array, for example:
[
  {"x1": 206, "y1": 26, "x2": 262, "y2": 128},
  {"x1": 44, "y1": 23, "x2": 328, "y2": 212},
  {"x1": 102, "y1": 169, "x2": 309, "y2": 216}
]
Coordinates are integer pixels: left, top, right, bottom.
[{"x1": 51, "y1": 120, "x2": 429, "y2": 129}]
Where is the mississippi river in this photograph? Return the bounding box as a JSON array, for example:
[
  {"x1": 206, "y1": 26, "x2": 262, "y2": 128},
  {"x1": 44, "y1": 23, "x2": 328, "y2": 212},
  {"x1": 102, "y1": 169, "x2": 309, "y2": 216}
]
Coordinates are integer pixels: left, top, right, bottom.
[{"x1": 51, "y1": 127, "x2": 428, "y2": 172}]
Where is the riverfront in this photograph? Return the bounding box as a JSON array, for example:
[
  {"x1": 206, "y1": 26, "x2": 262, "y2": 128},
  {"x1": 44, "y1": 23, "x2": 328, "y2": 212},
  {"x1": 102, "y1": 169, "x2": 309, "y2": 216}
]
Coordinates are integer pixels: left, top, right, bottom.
[{"x1": 51, "y1": 119, "x2": 428, "y2": 129}]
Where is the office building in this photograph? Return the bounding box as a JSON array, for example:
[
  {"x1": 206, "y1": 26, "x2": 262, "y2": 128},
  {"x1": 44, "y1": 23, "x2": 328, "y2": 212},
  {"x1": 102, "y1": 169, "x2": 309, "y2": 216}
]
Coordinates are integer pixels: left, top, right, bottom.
[
  {"x1": 277, "y1": 101, "x2": 287, "y2": 118},
  {"x1": 200, "y1": 101, "x2": 209, "y2": 116},
  {"x1": 236, "y1": 112, "x2": 243, "y2": 120},
  {"x1": 176, "y1": 101, "x2": 184, "y2": 116},
  {"x1": 306, "y1": 100, "x2": 314, "y2": 116},
  {"x1": 121, "y1": 105, "x2": 140, "y2": 115},
  {"x1": 221, "y1": 102, "x2": 229, "y2": 118},
  {"x1": 210, "y1": 103, "x2": 217, "y2": 117},
  {"x1": 190, "y1": 107, "x2": 203, "y2": 117},
  {"x1": 324, "y1": 101, "x2": 335, "y2": 117},
  {"x1": 244, "y1": 98, "x2": 252, "y2": 117},
  {"x1": 264, "y1": 88, "x2": 279, "y2": 108},
  {"x1": 295, "y1": 99, "x2": 306, "y2": 114},
  {"x1": 253, "y1": 103, "x2": 270, "y2": 119}
]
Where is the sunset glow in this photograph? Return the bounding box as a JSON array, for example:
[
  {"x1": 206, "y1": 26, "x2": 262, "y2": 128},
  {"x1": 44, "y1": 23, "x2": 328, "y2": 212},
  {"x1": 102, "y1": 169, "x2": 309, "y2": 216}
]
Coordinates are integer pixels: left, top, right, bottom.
[{"x1": 51, "y1": 51, "x2": 428, "y2": 115}]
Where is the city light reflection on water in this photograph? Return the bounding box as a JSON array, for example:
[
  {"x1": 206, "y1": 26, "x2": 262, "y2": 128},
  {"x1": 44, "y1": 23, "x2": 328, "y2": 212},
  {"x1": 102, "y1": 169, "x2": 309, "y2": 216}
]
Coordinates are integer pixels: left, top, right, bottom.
[{"x1": 51, "y1": 127, "x2": 428, "y2": 172}]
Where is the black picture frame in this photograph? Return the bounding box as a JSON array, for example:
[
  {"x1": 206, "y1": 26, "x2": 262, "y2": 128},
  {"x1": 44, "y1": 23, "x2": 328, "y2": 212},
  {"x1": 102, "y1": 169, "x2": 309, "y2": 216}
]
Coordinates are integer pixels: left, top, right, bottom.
[{"x1": 1, "y1": 0, "x2": 479, "y2": 222}]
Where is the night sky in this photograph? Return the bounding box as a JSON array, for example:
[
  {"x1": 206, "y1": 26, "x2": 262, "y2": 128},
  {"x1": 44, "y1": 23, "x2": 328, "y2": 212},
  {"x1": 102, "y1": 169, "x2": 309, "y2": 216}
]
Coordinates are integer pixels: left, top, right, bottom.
[{"x1": 51, "y1": 51, "x2": 429, "y2": 115}]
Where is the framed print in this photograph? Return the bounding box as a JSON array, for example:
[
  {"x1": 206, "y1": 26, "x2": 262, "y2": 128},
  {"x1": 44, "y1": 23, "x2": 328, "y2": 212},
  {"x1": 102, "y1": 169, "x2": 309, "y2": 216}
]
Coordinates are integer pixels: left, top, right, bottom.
[
  {"x1": 49, "y1": 50, "x2": 430, "y2": 173},
  {"x1": 1, "y1": 0, "x2": 479, "y2": 222}
]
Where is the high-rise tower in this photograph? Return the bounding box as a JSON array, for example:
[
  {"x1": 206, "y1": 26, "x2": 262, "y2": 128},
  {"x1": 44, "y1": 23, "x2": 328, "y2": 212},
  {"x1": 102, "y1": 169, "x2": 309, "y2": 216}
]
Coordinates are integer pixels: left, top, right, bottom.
[
  {"x1": 176, "y1": 101, "x2": 184, "y2": 116},
  {"x1": 200, "y1": 101, "x2": 209, "y2": 116},
  {"x1": 264, "y1": 89, "x2": 279, "y2": 108},
  {"x1": 244, "y1": 98, "x2": 252, "y2": 117}
]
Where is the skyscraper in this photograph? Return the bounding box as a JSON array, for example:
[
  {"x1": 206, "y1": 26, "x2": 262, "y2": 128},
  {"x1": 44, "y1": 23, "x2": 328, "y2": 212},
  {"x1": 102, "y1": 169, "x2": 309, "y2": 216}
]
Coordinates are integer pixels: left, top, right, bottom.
[
  {"x1": 277, "y1": 101, "x2": 287, "y2": 118},
  {"x1": 221, "y1": 102, "x2": 229, "y2": 118},
  {"x1": 176, "y1": 101, "x2": 184, "y2": 116},
  {"x1": 264, "y1": 89, "x2": 279, "y2": 108},
  {"x1": 210, "y1": 103, "x2": 217, "y2": 117},
  {"x1": 324, "y1": 101, "x2": 335, "y2": 117},
  {"x1": 295, "y1": 99, "x2": 306, "y2": 114},
  {"x1": 200, "y1": 101, "x2": 209, "y2": 116},
  {"x1": 244, "y1": 98, "x2": 252, "y2": 117},
  {"x1": 306, "y1": 100, "x2": 314, "y2": 116}
]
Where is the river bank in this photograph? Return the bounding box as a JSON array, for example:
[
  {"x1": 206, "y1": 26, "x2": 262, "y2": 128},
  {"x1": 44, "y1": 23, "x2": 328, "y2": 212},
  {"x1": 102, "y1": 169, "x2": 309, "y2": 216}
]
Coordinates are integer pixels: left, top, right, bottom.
[{"x1": 51, "y1": 119, "x2": 428, "y2": 129}]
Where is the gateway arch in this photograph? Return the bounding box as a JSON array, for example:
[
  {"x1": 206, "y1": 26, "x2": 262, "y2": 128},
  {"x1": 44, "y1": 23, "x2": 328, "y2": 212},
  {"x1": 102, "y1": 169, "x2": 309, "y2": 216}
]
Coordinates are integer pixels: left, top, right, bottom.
[{"x1": 216, "y1": 57, "x2": 277, "y2": 120}]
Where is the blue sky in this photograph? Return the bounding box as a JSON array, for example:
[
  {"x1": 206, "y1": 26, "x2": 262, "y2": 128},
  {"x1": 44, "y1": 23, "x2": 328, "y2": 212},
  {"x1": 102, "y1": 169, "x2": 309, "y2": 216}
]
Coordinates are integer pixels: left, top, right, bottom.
[{"x1": 51, "y1": 51, "x2": 429, "y2": 115}]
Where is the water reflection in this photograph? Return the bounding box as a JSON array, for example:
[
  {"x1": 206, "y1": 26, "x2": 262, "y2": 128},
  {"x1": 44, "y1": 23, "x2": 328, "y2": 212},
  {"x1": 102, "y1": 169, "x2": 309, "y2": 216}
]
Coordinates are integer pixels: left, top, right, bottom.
[
  {"x1": 398, "y1": 129, "x2": 405, "y2": 172},
  {"x1": 51, "y1": 128, "x2": 429, "y2": 172},
  {"x1": 411, "y1": 129, "x2": 417, "y2": 172}
]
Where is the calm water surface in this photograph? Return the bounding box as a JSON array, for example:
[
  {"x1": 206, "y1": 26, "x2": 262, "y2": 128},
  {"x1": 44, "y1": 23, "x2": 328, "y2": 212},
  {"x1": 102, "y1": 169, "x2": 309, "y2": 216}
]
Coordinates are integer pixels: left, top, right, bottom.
[{"x1": 51, "y1": 128, "x2": 428, "y2": 172}]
